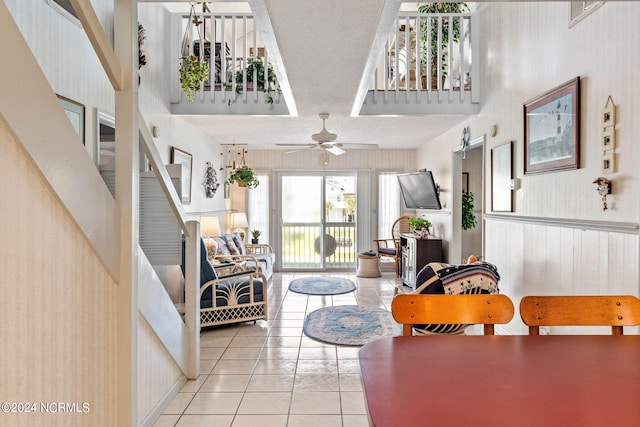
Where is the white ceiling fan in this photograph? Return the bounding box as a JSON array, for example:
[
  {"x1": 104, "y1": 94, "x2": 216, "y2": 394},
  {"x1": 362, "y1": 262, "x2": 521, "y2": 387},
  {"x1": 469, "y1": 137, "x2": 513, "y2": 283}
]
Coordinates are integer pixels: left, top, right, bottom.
[{"x1": 276, "y1": 113, "x2": 379, "y2": 156}]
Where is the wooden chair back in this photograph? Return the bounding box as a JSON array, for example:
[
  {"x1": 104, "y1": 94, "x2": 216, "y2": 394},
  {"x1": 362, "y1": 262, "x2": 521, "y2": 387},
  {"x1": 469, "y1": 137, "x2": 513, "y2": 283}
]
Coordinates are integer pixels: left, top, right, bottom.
[
  {"x1": 392, "y1": 215, "x2": 411, "y2": 242},
  {"x1": 519, "y1": 295, "x2": 640, "y2": 335},
  {"x1": 391, "y1": 294, "x2": 515, "y2": 336}
]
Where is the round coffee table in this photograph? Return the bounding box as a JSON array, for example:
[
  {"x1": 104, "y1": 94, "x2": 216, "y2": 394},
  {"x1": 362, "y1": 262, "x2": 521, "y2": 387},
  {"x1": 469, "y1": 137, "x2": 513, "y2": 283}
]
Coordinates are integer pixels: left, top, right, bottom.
[{"x1": 356, "y1": 254, "x2": 381, "y2": 277}]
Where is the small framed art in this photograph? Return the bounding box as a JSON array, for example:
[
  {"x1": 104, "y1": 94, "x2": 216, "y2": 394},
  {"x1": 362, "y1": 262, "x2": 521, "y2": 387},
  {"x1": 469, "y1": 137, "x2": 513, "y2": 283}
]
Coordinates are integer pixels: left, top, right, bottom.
[
  {"x1": 602, "y1": 153, "x2": 615, "y2": 174},
  {"x1": 601, "y1": 128, "x2": 615, "y2": 151},
  {"x1": 601, "y1": 103, "x2": 616, "y2": 128}
]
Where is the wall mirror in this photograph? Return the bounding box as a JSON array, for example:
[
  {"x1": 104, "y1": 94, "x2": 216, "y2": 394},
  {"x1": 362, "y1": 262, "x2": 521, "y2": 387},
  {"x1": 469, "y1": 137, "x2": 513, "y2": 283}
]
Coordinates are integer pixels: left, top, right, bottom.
[{"x1": 491, "y1": 141, "x2": 513, "y2": 212}]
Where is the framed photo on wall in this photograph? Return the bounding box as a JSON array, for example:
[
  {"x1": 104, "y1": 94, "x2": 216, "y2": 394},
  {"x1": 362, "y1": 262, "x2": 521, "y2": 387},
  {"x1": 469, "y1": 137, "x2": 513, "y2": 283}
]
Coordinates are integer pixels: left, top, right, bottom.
[
  {"x1": 171, "y1": 147, "x2": 193, "y2": 204},
  {"x1": 57, "y1": 94, "x2": 85, "y2": 145},
  {"x1": 524, "y1": 77, "x2": 580, "y2": 174}
]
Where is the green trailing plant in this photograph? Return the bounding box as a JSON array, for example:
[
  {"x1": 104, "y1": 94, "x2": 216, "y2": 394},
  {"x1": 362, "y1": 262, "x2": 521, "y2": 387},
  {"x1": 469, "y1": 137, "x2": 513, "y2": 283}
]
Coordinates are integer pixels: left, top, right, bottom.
[
  {"x1": 235, "y1": 57, "x2": 279, "y2": 104},
  {"x1": 407, "y1": 216, "x2": 432, "y2": 231},
  {"x1": 417, "y1": 2, "x2": 469, "y2": 80},
  {"x1": 227, "y1": 167, "x2": 259, "y2": 189},
  {"x1": 179, "y1": 55, "x2": 209, "y2": 102},
  {"x1": 462, "y1": 190, "x2": 477, "y2": 230}
]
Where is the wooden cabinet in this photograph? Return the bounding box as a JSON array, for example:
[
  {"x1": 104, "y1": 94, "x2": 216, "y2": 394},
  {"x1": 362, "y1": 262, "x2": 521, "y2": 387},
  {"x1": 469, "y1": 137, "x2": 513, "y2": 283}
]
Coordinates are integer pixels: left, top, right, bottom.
[{"x1": 400, "y1": 234, "x2": 443, "y2": 288}]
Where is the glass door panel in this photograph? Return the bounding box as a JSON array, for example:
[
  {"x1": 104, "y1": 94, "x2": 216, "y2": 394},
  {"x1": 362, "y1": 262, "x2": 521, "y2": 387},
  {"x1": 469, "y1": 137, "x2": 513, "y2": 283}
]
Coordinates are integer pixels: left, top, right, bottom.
[
  {"x1": 281, "y1": 175, "x2": 323, "y2": 269},
  {"x1": 324, "y1": 175, "x2": 356, "y2": 269}
]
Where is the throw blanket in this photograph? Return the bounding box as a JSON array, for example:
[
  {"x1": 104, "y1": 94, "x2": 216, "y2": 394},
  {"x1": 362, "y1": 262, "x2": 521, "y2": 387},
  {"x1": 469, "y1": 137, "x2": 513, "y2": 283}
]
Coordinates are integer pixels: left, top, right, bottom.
[{"x1": 412, "y1": 261, "x2": 501, "y2": 334}]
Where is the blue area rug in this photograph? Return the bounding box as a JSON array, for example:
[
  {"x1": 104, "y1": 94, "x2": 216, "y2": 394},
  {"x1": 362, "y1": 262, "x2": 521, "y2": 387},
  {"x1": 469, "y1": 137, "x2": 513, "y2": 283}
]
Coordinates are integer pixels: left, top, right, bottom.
[
  {"x1": 288, "y1": 277, "x2": 356, "y2": 295},
  {"x1": 303, "y1": 305, "x2": 401, "y2": 346}
]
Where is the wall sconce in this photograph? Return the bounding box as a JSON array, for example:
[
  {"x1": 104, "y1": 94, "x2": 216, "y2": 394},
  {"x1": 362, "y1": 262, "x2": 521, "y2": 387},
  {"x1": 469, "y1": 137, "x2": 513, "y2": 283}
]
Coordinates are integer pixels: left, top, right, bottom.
[{"x1": 593, "y1": 177, "x2": 612, "y2": 211}]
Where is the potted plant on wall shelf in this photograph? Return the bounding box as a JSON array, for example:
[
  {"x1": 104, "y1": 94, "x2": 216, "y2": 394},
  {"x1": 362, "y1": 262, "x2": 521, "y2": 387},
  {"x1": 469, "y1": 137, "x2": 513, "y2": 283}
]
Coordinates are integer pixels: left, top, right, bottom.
[
  {"x1": 234, "y1": 57, "x2": 279, "y2": 104},
  {"x1": 179, "y1": 55, "x2": 209, "y2": 102},
  {"x1": 408, "y1": 217, "x2": 432, "y2": 237},
  {"x1": 251, "y1": 229, "x2": 262, "y2": 244},
  {"x1": 227, "y1": 167, "x2": 259, "y2": 189},
  {"x1": 417, "y1": 2, "x2": 469, "y2": 89}
]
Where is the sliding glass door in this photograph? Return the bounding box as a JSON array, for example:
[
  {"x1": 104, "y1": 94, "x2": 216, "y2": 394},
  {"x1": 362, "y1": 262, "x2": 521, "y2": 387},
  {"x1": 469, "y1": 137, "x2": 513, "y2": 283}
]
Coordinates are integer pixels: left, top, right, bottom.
[{"x1": 279, "y1": 172, "x2": 356, "y2": 270}]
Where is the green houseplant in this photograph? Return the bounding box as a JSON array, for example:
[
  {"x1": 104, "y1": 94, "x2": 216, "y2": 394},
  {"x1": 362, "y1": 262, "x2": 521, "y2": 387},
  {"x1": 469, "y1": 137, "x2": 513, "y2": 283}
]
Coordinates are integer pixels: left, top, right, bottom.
[
  {"x1": 227, "y1": 167, "x2": 259, "y2": 189},
  {"x1": 408, "y1": 216, "x2": 432, "y2": 236},
  {"x1": 417, "y1": 2, "x2": 469, "y2": 87},
  {"x1": 462, "y1": 191, "x2": 477, "y2": 230},
  {"x1": 179, "y1": 55, "x2": 209, "y2": 102},
  {"x1": 235, "y1": 58, "x2": 279, "y2": 104},
  {"x1": 250, "y1": 229, "x2": 262, "y2": 244}
]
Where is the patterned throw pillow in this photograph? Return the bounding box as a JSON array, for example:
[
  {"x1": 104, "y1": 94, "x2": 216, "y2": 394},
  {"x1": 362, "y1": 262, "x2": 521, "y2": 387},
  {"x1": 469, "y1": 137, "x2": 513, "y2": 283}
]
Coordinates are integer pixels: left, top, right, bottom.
[
  {"x1": 231, "y1": 234, "x2": 246, "y2": 255},
  {"x1": 213, "y1": 237, "x2": 230, "y2": 256},
  {"x1": 412, "y1": 261, "x2": 501, "y2": 335},
  {"x1": 222, "y1": 234, "x2": 240, "y2": 255}
]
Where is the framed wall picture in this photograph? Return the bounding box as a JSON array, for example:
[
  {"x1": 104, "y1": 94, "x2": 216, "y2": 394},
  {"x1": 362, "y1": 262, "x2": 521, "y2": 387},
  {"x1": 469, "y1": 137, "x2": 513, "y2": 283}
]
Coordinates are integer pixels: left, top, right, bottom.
[
  {"x1": 462, "y1": 172, "x2": 469, "y2": 194},
  {"x1": 524, "y1": 77, "x2": 580, "y2": 174},
  {"x1": 491, "y1": 141, "x2": 513, "y2": 212},
  {"x1": 57, "y1": 95, "x2": 85, "y2": 145},
  {"x1": 170, "y1": 147, "x2": 193, "y2": 204}
]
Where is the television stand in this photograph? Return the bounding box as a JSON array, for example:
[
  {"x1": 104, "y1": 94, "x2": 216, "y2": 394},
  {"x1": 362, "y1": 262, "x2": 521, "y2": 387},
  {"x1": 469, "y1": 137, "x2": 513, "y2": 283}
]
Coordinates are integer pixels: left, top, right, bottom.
[{"x1": 400, "y1": 233, "x2": 443, "y2": 288}]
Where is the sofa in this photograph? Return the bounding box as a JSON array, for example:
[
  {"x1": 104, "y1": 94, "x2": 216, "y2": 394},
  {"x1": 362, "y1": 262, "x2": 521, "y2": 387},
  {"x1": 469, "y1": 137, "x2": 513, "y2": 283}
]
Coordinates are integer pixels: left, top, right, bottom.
[
  {"x1": 208, "y1": 233, "x2": 275, "y2": 281},
  {"x1": 182, "y1": 237, "x2": 268, "y2": 327}
]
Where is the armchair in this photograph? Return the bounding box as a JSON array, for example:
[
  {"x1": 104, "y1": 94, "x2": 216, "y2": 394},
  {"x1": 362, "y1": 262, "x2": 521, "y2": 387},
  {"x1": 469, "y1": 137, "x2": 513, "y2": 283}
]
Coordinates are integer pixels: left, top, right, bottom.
[
  {"x1": 373, "y1": 215, "x2": 411, "y2": 276},
  {"x1": 181, "y1": 237, "x2": 268, "y2": 327}
]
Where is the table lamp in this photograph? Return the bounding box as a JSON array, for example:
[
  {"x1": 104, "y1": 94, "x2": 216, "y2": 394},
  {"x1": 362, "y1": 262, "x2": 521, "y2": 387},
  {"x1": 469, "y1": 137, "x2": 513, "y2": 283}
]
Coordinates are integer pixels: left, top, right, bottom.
[
  {"x1": 200, "y1": 216, "x2": 221, "y2": 260},
  {"x1": 230, "y1": 212, "x2": 248, "y2": 241}
]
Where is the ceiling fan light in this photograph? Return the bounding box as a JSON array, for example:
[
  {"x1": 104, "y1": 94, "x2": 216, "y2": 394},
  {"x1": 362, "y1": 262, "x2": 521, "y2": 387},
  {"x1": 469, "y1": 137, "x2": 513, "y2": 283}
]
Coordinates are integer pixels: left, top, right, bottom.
[{"x1": 326, "y1": 145, "x2": 346, "y2": 156}]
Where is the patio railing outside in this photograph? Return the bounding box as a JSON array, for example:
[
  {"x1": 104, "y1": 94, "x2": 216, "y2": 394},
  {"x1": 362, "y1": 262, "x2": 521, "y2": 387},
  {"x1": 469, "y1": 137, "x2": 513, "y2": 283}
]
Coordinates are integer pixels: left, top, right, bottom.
[{"x1": 281, "y1": 222, "x2": 356, "y2": 269}]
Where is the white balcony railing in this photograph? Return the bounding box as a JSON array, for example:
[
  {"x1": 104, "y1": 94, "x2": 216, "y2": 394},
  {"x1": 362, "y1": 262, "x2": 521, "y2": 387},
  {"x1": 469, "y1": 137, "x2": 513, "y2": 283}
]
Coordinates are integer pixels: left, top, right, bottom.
[
  {"x1": 170, "y1": 11, "x2": 288, "y2": 115},
  {"x1": 361, "y1": 12, "x2": 479, "y2": 115}
]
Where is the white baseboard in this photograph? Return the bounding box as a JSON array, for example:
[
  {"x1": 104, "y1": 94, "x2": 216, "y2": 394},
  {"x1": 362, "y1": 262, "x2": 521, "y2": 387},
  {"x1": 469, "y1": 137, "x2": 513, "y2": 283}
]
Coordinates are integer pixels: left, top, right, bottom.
[{"x1": 140, "y1": 375, "x2": 187, "y2": 427}]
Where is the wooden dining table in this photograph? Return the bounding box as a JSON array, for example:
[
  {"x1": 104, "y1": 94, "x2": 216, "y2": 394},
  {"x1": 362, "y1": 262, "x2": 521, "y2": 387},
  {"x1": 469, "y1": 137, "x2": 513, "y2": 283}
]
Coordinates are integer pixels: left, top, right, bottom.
[{"x1": 359, "y1": 335, "x2": 640, "y2": 426}]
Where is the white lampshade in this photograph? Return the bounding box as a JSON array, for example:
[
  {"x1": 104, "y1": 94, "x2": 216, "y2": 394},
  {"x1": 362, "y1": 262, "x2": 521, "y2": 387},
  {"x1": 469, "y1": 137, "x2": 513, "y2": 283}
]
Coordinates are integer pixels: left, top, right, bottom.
[
  {"x1": 230, "y1": 212, "x2": 249, "y2": 229},
  {"x1": 200, "y1": 216, "x2": 221, "y2": 237}
]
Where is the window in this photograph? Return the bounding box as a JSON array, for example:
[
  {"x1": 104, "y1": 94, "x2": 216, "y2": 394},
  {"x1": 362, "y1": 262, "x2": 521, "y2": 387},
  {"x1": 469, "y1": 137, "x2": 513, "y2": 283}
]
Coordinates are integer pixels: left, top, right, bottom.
[
  {"x1": 377, "y1": 171, "x2": 402, "y2": 243},
  {"x1": 248, "y1": 172, "x2": 270, "y2": 243}
]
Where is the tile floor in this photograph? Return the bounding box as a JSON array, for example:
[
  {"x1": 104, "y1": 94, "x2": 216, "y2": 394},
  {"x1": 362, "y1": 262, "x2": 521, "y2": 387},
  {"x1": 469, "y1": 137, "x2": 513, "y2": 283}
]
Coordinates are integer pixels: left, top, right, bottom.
[{"x1": 154, "y1": 270, "x2": 401, "y2": 427}]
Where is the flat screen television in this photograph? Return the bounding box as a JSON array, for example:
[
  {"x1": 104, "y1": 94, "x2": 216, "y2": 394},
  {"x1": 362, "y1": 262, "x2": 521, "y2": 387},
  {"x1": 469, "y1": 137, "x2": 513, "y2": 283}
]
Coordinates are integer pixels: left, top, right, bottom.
[{"x1": 397, "y1": 171, "x2": 442, "y2": 210}]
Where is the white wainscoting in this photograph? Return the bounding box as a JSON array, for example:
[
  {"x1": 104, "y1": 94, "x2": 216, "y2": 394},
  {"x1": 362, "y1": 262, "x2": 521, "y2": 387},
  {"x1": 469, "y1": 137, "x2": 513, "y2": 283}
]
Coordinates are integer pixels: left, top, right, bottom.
[{"x1": 485, "y1": 216, "x2": 639, "y2": 335}]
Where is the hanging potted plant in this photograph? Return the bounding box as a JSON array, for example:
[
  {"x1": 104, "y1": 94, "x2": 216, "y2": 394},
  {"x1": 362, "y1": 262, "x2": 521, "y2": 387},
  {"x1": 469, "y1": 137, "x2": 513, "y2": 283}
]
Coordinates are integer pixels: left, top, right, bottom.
[
  {"x1": 179, "y1": 55, "x2": 209, "y2": 102},
  {"x1": 417, "y1": 2, "x2": 469, "y2": 88},
  {"x1": 179, "y1": 4, "x2": 209, "y2": 102},
  {"x1": 462, "y1": 190, "x2": 477, "y2": 230},
  {"x1": 235, "y1": 57, "x2": 279, "y2": 104},
  {"x1": 227, "y1": 167, "x2": 259, "y2": 189}
]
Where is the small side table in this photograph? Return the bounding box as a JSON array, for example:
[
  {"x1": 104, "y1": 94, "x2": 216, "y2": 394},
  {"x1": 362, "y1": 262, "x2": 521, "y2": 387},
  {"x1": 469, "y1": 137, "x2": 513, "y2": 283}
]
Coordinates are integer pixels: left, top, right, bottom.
[{"x1": 357, "y1": 254, "x2": 381, "y2": 278}]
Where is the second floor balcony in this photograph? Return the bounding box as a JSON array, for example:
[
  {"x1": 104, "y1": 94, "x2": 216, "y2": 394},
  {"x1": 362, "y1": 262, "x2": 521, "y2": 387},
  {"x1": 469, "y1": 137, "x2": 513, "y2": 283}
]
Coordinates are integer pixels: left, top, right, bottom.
[{"x1": 169, "y1": 7, "x2": 479, "y2": 117}]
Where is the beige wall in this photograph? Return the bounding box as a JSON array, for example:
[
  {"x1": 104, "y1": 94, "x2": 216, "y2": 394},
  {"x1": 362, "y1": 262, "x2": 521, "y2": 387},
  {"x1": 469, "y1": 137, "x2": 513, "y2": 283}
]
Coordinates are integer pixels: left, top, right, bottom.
[
  {"x1": 0, "y1": 121, "x2": 117, "y2": 426},
  {"x1": 418, "y1": 2, "x2": 640, "y2": 334}
]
